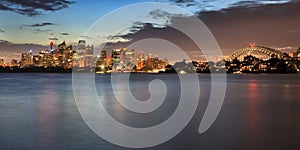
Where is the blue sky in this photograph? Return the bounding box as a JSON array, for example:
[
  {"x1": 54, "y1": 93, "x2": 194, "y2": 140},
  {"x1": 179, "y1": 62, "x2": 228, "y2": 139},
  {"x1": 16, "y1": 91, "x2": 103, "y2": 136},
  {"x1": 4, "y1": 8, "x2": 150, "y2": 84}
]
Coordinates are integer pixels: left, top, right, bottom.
[
  {"x1": 0, "y1": 0, "x2": 292, "y2": 45},
  {"x1": 0, "y1": 0, "x2": 177, "y2": 45},
  {"x1": 0, "y1": 0, "x2": 298, "y2": 61},
  {"x1": 1, "y1": 0, "x2": 155, "y2": 45}
]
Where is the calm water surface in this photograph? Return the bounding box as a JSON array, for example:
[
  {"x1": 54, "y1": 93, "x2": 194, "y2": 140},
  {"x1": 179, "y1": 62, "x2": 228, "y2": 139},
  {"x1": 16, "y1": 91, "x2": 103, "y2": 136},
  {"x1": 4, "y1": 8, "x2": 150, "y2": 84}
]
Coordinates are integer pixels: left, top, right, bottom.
[{"x1": 0, "y1": 73, "x2": 300, "y2": 150}]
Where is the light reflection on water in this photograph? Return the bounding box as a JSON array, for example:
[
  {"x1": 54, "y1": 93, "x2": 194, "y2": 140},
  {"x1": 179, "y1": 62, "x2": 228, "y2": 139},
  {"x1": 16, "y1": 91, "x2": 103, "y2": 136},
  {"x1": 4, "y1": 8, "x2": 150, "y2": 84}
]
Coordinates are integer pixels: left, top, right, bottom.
[{"x1": 0, "y1": 73, "x2": 300, "y2": 149}]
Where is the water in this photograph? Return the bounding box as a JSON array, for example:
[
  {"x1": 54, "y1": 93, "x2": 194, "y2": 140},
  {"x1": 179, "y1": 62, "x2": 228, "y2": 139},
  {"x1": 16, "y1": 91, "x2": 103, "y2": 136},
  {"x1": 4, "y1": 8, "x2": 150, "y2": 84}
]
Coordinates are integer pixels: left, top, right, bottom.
[{"x1": 0, "y1": 73, "x2": 300, "y2": 149}]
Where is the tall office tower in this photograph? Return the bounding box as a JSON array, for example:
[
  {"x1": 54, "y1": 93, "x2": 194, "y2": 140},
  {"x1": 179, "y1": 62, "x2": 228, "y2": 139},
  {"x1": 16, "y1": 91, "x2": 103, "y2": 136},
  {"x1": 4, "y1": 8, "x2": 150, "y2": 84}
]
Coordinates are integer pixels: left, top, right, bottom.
[
  {"x1": 101, "y1": 50, "x2": 107, "y2": 66},
  {"x1": 85, "y1": 44, "x2": 94, "y2": 68},
  {"x1": 135, "y1": 51, "x2": 145, "y2": 70},
  {"x1": 39, "y1": 50, "x2": 51, "y2": 67},
  {"x1": 28, "y1": 50, "x2": 33, "y2": 65},
  {"x1": 20, "y1": 50, "x2": 33, "y2": 68},
  {"x1": 78, "y1": 40, "x2": 86, "y2": 68},
  {"x1": 58, "y1": 41, "x2": 66, "y2": 55},
  {"x1": 58, "y1": 41, "x2": 66, "y2": 67},
  {"x1": 153, "y1": 56, "x2": 159, "y2": 70},
  {"x1": 64, "y1": 45, "x2": 74, "y2": 69},
  {"x1": 120, "y1": 48, "x2": 126, "y2": 60},
  {"x1": 101, "y1": 50, "x2": 107, "y2": 60},
  {"x1": 111, "y1": 49, "x2": 121, "y2": 70},
  {"x1": 96, "y1": 50, "x2": 107, "y2": 70},
  {"x1": 32, "y1": 55, "x2": 41, "y2": 67},
  {"x1": 125, "y1": 49, "x2": 135, "y2": 63}
]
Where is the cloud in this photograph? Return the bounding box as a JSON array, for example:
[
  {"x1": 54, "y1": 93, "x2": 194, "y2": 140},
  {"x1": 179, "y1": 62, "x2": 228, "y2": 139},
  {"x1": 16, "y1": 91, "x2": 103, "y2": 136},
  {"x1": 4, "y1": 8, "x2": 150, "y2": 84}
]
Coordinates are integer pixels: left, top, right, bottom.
[
  {"x1": 48, "y1": 37, "x2": 58, "y2": 41},
  {"x1": 22, "y1": 22, "x2": 56, "y2": 28},
  {"x1": 19, "y1": 23, "x2": 54, "y2": 34},
  {"x1": 0, "y1": 0, "x2": 75, "y2": 16},
  {"x1": 101, "y1": 0, "x2": 300, "y2": 59},
  {"x1": 197, "y1": 0, "x2": 300, "y2": 54},
  {"x1": 169, "y1": 0, "x2": 197, "y2": 6},
  {"x1": 170, "y1": 0, "x2": 195, "y2": 3},
  {"x1": 80, "y1": 35, "x2": 88, "y2": 38},
  {"x1": 169, "y1": 0, "x2": 292, "y2": 13},
  {"x1": 0, "y1": 39, "x2": 12, "y2": 45},
  {"x1": 289, "y1": 29, "x2": 300, "y2": 33},
  {"x1": 106, "y1": 10, "x2": 182, "y2": 42},
  {"x1": 80, "y1": 35, "x2": 102, "y2": 41},
  {"x1": 230, "y1": 0, "x2": 292, "y2": 9},
  {"x1": 0, "y1": 28, "x2": 4, "y2": 33},
  {"x1": 128, "y1": 22, "x2": 146, "y2": 34},
  {"x1": 33, "y1": 29, "x2": 52, "y2": 34},
  {"x1": 61, "y1": 32, "x2": 69, "y2": 36},
  {"x1": 138, "y1": 9, "x2": 189, "y2": 29},
  {"x1": 107, "y1": 36, "x2": 131, "y2": 43}
]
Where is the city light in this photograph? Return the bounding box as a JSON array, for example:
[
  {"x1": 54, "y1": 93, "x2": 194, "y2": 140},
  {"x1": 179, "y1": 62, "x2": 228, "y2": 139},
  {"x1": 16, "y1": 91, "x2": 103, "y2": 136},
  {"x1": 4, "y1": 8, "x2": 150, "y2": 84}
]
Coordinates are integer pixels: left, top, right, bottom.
[{"x1": 1, "y1": 40, "x2": 300, "y2": 74}]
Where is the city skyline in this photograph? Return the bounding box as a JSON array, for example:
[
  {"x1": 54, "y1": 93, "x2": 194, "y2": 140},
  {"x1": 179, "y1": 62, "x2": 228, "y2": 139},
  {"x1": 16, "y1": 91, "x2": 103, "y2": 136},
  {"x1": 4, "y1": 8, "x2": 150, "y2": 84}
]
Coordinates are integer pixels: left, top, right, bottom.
[
  {"x1": 0, "y1": 39, "x2": 170, "y2": 73},
  {"x1": 2, "y1": 38, "x2": 300, "y2": 75},
  {"x1": 1, "y1": 0, "x2": 300, "y2": 61}
]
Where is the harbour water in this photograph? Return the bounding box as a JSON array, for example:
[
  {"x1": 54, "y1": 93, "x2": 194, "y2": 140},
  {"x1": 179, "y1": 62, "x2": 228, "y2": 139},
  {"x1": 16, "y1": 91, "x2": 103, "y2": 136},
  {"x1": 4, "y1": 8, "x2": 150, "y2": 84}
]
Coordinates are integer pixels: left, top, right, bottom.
[{"x1": 0, "y1": 73, "x2": 300, "y2": 149}]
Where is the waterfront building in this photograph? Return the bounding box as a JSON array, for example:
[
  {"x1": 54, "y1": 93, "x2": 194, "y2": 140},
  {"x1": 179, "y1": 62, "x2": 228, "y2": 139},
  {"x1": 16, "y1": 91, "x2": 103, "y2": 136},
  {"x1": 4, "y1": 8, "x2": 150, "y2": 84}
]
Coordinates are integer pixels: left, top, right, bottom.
[
  {"x1": 64, "y1": 45, "x2": 75, "y2": 68},
  {"x1": 0, "y1": 58, "x2": 4, "y2": 67},
  {"x1": 111, "y1": 49, "x2": 121, "y2": 70},
  {"x1": 20, "y1": 50, "x2": 33, "y2": 68},
  {"x1": 85, "y1": 44, "x2": 94, "y2": 68},
  {"x1": 293, "y1": 47, "x2": 300, "y2": 61},
  {"x1": 78, "y1": 40, "x2": 86, "y2": 68},
  {"x1": 39, "y1": 50, "x2": 51, "y2": 67},
  {"x1": 96, "y1": 50, "x2": 107, "y2": 69},
  {"x1": 10, "y1": 59, "x2": 18, "y2": 67},
  {"x1": 32, "y1": 55, "x2": 41, "y2": 67}
]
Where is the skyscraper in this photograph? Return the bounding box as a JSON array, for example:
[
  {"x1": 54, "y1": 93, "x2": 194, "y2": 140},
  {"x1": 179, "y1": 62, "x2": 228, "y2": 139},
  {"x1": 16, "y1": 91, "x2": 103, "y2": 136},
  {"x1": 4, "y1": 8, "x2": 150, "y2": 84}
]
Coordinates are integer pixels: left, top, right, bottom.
[
  {"x1": 78, "y1": 40, "x2": 86, "y2": 68},
  {"x1": 111, "y1": 49, "x2": 121, "y2": 70},
  {"x1": 99, "y1": 50, "x2": 107, "y2": 67},
  {"x1": 125, "y1": 49, "x2": 135, "y2": 63},
  {"x1": 58, "y1": 41, "x2": 66, "y2": 55},
  {"x1": 85, "y1": 44, "x2": 93, "y2": 68}
]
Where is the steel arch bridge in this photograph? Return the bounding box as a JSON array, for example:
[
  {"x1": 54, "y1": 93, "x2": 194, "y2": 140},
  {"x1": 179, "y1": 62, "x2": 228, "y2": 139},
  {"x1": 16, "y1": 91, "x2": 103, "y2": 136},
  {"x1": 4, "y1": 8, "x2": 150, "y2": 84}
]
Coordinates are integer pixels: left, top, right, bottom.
[{"x1": 229, "y1": 46, "x2": 283, "y2": 60}]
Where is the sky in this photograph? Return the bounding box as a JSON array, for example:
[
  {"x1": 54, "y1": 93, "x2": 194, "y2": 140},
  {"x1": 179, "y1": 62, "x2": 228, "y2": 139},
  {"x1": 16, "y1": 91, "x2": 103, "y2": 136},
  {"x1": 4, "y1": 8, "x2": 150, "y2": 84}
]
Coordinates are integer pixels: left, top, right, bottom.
[{"x1": 0, "y1": 0, "x2": 299, "y2": 62}]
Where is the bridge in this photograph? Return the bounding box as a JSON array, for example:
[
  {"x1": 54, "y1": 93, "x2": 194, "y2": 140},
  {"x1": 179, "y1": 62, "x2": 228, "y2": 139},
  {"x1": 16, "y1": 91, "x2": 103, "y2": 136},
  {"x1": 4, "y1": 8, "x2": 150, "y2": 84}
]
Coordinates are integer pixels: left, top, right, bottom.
[{"x1": 228, "y1": 43, "x2": 283, "y2": 60}]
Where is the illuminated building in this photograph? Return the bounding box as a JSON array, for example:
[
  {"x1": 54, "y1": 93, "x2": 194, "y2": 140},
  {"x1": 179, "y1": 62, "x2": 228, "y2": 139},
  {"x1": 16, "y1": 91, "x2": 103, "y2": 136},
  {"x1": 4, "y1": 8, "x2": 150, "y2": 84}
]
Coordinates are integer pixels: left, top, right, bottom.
[
  {"x1": 58, "y1": 41, "x2": 66, "y2": 66},
  {"x1": 10, "y1": 59, "x2": 18, "y2": 67},
  {"x1": 146, "y1": 53, "x2": 152, "y2": 59},
  {"x1": 20, "y1": 50, "x2": 33, "y2": 68},
  {"x1": 137, "y1": 60, "x2": 144, "y2": 70},
  {"x1": 96, "y1": 50, "x2": 107, "y2": 69},
  {"x1": 58, "y1": 41, "x2": 66, "y2": 55},
  {"x1": 62, "y1": 45, "x2": 75, "y2": 69},
  {"x1": 39, "y1": 50, "x2": 51, "y2": 67},
  {"x1": 78, "y1": 40, "x2": 86, "y2": 68},
  {"x1": 293, "y1": 47, "x2": 300, "y2": 61},
  {"x1": 76, "y1": 40, "x2": 94, "y2": 69},
  {"x1": 85, "y1": 44, "x2": 93, "y2": 68},
  {"x1": 120, "y1": 48, "x2": 126, "y2": 60},
  {"x1": 32, "y1": 55, "x2": 41, "y2": 67},
  {"x1": 111, "y1": 49, "x2": 121, "y2": 70},
  {"x1": 72, "y1": 52, "x2": 78, "y2": 67},
  {"x1": 0, "y1": 58, "x2": 4, "y2": 67},
  {"x1": 101, "y1": 50, "x2": 107, "y2": 59},
  {"x1": 125, "y1": 49, "x2": 135, "y2": 63},
  {"x1": 50, "y1": 49, "x2": 60, "y2": 67},
  {"x1": 289, "y1": 52, "x2": 294, "y2": 58}
]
